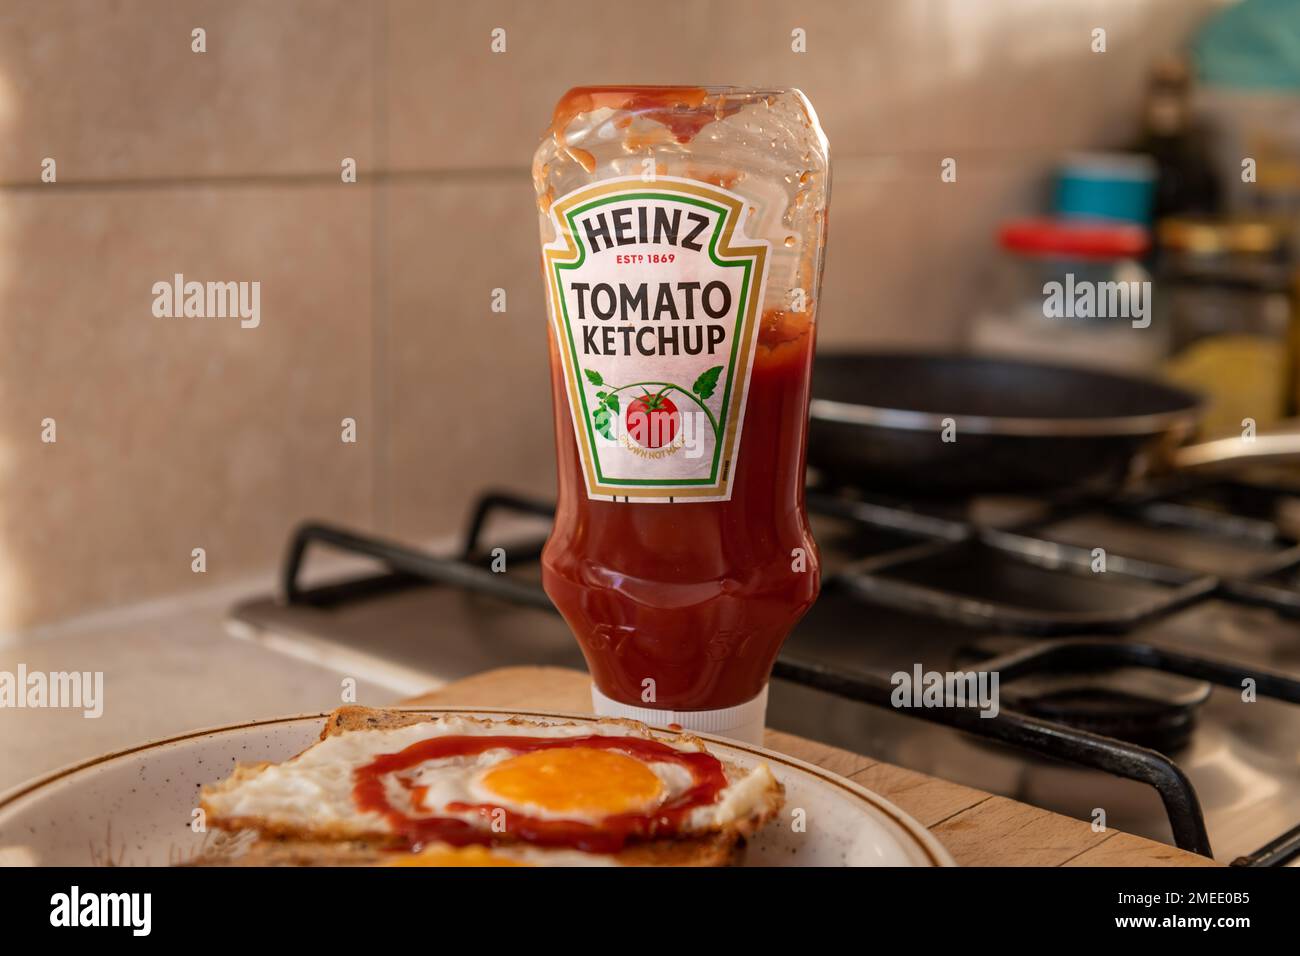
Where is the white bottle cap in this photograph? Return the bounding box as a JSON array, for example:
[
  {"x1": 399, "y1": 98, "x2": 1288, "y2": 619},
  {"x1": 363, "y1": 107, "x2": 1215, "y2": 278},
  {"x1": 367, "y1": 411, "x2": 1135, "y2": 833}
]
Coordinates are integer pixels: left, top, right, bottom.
[{"x1": 590, "y1": 683, "x2": 769, "y2": 746}]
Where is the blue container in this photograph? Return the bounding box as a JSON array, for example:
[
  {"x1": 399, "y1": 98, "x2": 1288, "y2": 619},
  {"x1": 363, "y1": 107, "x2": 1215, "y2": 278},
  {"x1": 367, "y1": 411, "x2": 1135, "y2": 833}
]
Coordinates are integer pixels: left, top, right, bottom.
[{"x1": 1054, "y1": 153, "x2": 1158, "y2": 225}]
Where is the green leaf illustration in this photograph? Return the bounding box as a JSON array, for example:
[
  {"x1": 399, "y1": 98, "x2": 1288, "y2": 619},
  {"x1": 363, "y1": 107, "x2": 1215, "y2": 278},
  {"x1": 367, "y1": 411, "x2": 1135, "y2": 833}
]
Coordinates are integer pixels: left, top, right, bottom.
[
  {"x1": 603, "y1": 393, "x2": 619, "y2": 413},
  {"x1": 584, "y1": 368, "x2": 604, "y2": 387},
  {"x1": 692, "y1": 365, "x2": 723, "y2": 400},
  {"x1": 592, "y1": 405, "x2": 613, "y2": 440}
]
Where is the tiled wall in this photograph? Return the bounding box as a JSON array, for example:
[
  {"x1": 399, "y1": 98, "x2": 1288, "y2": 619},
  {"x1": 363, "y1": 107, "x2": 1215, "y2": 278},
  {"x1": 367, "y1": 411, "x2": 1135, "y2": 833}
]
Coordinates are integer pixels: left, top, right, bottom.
[{"x1": 0, "y1": 0, "x2": 1221, "y2": 630}]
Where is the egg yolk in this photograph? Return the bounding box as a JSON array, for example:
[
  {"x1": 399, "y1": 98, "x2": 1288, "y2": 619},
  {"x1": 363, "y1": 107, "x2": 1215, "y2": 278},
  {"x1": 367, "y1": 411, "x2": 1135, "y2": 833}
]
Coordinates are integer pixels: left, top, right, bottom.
[
  {"x1": 480, "y1": 747, "x2": 664, "y2": 814},
  {"x1": 387, "y1": 845, "x2": 529, "y2": 867}
]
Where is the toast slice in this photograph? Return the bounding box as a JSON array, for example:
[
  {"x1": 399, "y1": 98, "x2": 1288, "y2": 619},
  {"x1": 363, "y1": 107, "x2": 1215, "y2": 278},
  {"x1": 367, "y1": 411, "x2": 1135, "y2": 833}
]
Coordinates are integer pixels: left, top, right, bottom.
[
  {"x1": 188, "y1": 832, "x2": 744, "y2": 867},
  {"x1": 197, "y1": 705, "x2": 783, "y2": 867}
]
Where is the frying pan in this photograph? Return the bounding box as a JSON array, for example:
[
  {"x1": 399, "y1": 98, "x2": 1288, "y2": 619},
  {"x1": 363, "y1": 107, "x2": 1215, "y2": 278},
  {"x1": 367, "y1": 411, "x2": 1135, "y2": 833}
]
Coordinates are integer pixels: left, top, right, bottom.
[{"x1": 808, "y1": 352, "x2": 1300, "y2": 495}]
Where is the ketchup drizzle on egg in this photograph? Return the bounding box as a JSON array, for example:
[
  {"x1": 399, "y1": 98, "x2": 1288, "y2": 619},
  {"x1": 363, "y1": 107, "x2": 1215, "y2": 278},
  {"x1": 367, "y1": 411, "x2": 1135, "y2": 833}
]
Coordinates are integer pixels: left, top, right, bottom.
[{"x1": 352, "y1": 734, "x2": 728, "y2": 854}]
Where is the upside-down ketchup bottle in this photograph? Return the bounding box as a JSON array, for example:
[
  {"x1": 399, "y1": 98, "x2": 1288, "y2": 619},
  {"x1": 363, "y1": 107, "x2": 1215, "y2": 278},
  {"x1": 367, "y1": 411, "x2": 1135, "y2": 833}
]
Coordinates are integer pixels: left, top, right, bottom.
[{"x1": 533, "y1": 87, "x2": 830, "y2": 743}]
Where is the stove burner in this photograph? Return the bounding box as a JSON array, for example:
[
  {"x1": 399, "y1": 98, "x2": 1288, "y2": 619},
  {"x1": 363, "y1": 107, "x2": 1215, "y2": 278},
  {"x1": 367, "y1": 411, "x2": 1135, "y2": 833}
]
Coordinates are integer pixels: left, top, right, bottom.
[
  {"x1": 840, "y1": 529, "x2": 1216, "y2": 636},
  {"x1": 956, "y1": 638, "x2": 1212, "y2": 752}
]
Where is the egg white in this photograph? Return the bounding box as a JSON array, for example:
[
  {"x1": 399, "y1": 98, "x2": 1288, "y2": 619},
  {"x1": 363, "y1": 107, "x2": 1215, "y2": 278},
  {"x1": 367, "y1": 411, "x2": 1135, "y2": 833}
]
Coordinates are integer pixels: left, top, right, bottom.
[{"x1": 203, "y1": 716, "x2": 775, "y2": 840}]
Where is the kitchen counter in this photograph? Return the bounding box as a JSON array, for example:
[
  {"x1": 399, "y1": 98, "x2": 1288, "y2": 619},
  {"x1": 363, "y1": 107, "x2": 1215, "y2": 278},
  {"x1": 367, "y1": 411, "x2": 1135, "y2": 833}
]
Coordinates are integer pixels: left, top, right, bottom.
[
  {"x1": 0, "y1": 582, "x2": 399, "y2": 792},
  {"x1": 404, "y1": 666, "x2": 1219, "y2": 868}
]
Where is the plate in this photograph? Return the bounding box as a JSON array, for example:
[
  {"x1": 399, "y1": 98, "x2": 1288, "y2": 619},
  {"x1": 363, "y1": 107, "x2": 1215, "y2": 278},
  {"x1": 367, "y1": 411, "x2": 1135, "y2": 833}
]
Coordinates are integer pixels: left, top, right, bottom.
[{"x1": 0, "y1": 708, "x2": 954, "y2": 867}]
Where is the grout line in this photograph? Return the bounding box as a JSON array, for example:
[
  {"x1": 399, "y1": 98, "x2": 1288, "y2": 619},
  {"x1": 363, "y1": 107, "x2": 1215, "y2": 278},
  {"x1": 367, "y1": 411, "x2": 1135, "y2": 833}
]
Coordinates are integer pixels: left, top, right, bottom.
[
  {"x1": 0, "y1": 166, "x2": 528, "y2": 194},
  {"x1": 0, "y1": 147, "x2": 1066, "y2": 195},
  {"x1": 371, "y1": 0, "x2": 392, "y2": 534}
]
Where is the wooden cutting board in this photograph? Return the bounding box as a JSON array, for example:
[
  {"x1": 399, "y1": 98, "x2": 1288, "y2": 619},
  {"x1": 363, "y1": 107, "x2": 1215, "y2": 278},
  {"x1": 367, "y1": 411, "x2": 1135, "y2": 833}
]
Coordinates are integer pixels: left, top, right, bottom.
[{"x1": 403, "y1": 666, "x2": 1218, "y2": 867}]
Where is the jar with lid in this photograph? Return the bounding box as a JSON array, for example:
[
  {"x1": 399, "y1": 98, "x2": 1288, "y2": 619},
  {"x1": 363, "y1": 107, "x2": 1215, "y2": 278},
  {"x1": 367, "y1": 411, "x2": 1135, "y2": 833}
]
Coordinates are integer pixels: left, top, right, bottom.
[
  {"x1": 969, "y1": 218, "x2": 1163, "y2": 373},
  {"x1": 1158, "y1": 217, "x2": 1294, "y2": 437}
]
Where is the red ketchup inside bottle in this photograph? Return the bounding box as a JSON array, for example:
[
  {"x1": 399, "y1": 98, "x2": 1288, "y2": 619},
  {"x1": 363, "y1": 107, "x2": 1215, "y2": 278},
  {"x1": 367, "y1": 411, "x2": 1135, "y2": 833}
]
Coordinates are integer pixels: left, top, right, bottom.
[{"x1": 543, "y1": 307, "x2": 820, "y2": 711}]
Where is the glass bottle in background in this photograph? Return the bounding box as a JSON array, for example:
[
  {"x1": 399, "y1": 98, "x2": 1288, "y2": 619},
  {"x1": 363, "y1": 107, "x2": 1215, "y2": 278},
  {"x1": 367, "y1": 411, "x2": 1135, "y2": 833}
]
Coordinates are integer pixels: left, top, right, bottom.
[
  {"x1": 532, "y1": 87, "x2": 830, "y2": 743},
  {"x1": 1134, "y1": 56, "x2": 1222, "y2": 221}
]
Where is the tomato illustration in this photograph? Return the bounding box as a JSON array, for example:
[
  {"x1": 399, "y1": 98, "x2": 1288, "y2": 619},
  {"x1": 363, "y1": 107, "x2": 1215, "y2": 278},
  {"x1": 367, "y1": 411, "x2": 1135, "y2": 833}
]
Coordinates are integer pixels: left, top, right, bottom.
[{"x1": 626, "y1": 390, "x2": 680, "y2": 449}]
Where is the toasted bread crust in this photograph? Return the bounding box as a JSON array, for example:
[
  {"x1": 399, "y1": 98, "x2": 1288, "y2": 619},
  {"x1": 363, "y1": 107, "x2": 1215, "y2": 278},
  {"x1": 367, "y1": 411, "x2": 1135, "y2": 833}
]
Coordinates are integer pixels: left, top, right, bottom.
[
  {"x1": 320, "y1": 705, "x2": 681, "y2": 742},
  {"x1": 198, "y1": 706, "x2": 782, "y2": 867},
  {"x1": 187, "y1": 832, "x2": 744, "y2": 868}
]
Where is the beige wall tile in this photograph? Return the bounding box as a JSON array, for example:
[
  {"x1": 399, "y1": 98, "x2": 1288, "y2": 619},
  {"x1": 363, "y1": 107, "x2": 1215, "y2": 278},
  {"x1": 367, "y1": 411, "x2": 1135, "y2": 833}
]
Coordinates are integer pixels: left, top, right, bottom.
[
  {"x1": 382, "y1": 176, "x2": 555, "y2": 542},
  {"x1": 699, "y1": 0, "x2": 1221, "y2": 156},
  {"x1": 816, "y1": 157, "x2": 1043, "y2": 349},
  {"x1": 387, "y1": 0, "x2": 711, "y2": 172},
  {"x1": 816, "y1": 168, "x2": 935, "y2": 348},
  {"x1": 0, "y1": 183, "x2": 374, "y2": 628},
  {"x1": 386, "y1": 0, "x2": 939, "y2": 169},
  {"x1": 696, "y1": 0, "x2": 951, "y2": 157},
  {"x1": 387, "y1": 0, "x2": 1217, "y2": 170},
  {"x1": 0, "y1": 0, "x2": 375, "y2": 183},
  {"x1": 928, "y1": 0, "x2": 1221, "y2": 152}
]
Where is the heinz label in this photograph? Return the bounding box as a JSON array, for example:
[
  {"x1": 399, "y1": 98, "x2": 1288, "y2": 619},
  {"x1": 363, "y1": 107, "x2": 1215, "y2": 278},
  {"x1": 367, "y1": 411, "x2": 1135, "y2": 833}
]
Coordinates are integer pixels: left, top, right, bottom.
[{"x1": 543, "y1": 176, "x2": 770, "y2": 503}]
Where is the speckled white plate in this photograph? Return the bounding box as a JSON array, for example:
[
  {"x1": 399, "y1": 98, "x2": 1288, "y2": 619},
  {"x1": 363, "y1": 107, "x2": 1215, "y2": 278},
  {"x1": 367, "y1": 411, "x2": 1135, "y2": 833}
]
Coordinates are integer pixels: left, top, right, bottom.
[{"x1": 0, "y1": 708, "x2": 953, "y2": 867}]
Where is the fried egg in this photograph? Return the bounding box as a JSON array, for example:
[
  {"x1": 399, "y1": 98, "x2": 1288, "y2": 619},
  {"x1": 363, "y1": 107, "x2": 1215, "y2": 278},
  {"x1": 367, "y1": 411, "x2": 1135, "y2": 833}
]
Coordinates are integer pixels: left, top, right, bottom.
[{"x1": 201, "y1": 715, "x2": 779, "y2": 849}]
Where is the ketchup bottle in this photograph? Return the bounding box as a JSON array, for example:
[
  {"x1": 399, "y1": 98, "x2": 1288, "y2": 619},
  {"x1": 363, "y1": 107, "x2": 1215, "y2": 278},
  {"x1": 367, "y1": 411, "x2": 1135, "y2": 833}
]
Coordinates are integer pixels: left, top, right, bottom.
[{"x1": 532, "y1": 87, "x2": 830, "y2": 743}]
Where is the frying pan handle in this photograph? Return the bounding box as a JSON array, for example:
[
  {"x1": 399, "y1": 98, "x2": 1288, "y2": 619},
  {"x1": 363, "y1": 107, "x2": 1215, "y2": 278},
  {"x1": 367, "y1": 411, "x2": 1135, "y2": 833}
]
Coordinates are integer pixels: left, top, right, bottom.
[{"x1": 1173, "y1": 432, "x2": 1300, "y2": 471}]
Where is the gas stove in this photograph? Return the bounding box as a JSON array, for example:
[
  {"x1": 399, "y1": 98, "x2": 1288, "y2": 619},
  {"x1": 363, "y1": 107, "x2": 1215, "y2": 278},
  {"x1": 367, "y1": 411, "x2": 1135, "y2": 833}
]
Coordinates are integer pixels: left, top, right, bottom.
[{"x1": 230, "y1": 478, "x2": 1300, "y2": 866}]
